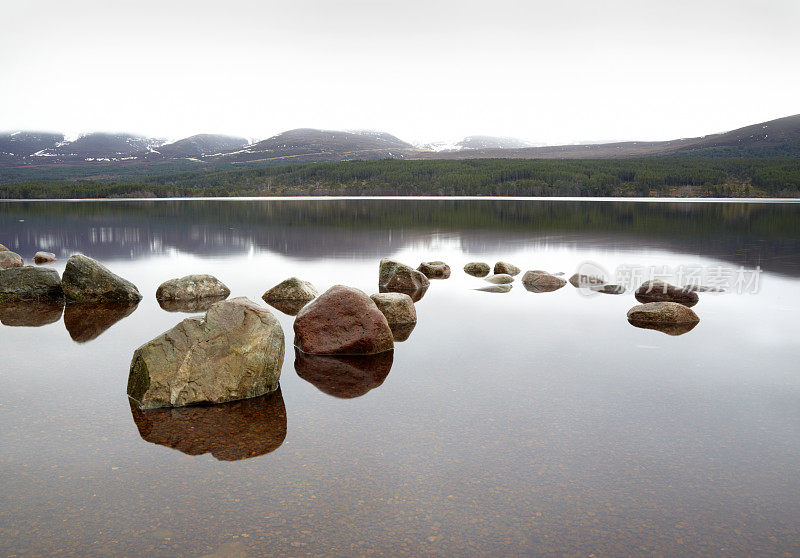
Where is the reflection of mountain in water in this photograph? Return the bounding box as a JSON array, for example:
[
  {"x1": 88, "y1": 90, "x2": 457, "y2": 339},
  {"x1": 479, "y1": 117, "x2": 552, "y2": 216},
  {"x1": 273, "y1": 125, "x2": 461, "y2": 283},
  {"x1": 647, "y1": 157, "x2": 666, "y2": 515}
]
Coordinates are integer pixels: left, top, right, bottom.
[
  {"x1": 295, "y1": 349, "x2": 393, "y2": 398},
  {"x1": 129, "y1": 389, "x2": 287, "y2": 461},
  {"x1": 1, "y1": 200, "x2": 798, "y2": 276}
]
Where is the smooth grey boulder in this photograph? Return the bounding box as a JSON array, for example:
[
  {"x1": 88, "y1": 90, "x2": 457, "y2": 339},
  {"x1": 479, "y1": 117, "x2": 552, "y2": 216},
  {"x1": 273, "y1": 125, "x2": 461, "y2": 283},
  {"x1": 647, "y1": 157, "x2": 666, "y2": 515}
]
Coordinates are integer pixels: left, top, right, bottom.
[
  {"x1": 62, "y1": 254, "x2": 142, "y2": 304},
  {"x1": 627, "y1": 301, "x2": 700, "y2": 326},
  {"x1": 128, "y1": 297, "x2": 284, "y2": 410},
  {"x1": 635, "y1": 280, "x2": 699, "y2": 307},
  {"x1": 494, "y1": 261, "x2": 521, "y2": 276},
  {"x1": 156, "y1": 274, "x2": 230, "y2": 301},
  {"x1": 484, "y1": 273, "x2": 515, "y2": 284},
  {"x1": 417, "y1": 261, "x2": 451, "y2": 279},
  {"x1": 262, "y1": 277, "x2": 318, "y2": 302},
  {"x1": 370, "y1": 292, "x2": 417, "y2": 325},
  {"x1": 464, "y1": 262, "x2": 490, "y2": 277},
  {"x1": 34, "y1": 252, "x2": 56, "y2": 265},
  {"x1": 379, "y1": 259, "x2": 430, "y2": 293},
  {"x1": 0, "y1": 266, "x2": 63, "y2": 302},
  {"x1": 0, "y1": 251, "x2": 23, "y2": 269},
  {"x1": 521, "y1": 270, "x2": 567, "y2": 293}
]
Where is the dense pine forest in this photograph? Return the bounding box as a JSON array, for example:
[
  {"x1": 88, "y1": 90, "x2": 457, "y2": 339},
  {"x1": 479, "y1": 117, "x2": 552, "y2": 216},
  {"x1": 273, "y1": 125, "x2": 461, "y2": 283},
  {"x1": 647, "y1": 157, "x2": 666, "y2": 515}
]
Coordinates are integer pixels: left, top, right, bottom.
[{"x1": 1, "y1": 157, "x2": 799, "y2": 198}]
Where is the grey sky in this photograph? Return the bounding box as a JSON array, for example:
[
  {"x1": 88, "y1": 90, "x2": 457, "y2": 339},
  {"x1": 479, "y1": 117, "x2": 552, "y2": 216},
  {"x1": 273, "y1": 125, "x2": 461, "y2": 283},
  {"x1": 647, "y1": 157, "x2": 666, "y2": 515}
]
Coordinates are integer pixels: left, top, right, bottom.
[{"x1": 1, "y1": 0, "x2": 798, "y2": 144}]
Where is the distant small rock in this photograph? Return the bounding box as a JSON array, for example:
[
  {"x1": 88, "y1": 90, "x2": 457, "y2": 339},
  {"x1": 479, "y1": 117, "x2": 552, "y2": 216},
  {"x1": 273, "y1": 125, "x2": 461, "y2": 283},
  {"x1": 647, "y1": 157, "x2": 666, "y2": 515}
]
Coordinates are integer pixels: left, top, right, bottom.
[
  {"x1": 464, "y1": 262, "x2": 491, "y2": 277},
  {"x1": 494, "y1": 261, "x2": 520, "y2": 276},
  {"x1": 294, "y1": 285, "x2": 394, "y2": 355},
  {"x1": 417, "y1": 261, "x2": 451, "y2": 279},
  {"x1": 475, "y1": 284, "x2": 512, "y2": 293},
  {"x1": 62, "y1": 254, "x2": 142, "y2": 304},
  {"x1": 370, "y1": 292, "x2": 417, "y2": 325},
  {"x1": 33, "y1": 252, "x2": 56, "y2": 265},
  {"x1": 156, "y1": 274, "x2": 230, "y2": 302},
  {"x1": 379, "y1": 259, "x2": 430, "y2": 294},
  {"x1": 485, "y1": 274, "x2": 515, "y2": 284},
  {"x1": 262, "y1": 277, "x2": 318, "y2": 302},
  {"x1": 634, "y1": 280, "x2": 699, "y2": 307},
  {"x1": 0, "y1": 251, "x2": 23, "y2": 269},
  {"x1": 521, "y1": 270, "x2": 567, "y2": 293},
  {"x1": 627, "y1": 301, "x2": 700, "y2": 325}
]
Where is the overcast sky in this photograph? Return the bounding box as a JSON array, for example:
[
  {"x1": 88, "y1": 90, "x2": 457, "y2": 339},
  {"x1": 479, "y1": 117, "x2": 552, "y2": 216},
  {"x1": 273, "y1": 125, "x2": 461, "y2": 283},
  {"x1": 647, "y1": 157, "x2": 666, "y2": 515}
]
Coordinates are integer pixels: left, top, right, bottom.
[{"x1": 1, "y1": 0, "x2": 798, "y2": 145}]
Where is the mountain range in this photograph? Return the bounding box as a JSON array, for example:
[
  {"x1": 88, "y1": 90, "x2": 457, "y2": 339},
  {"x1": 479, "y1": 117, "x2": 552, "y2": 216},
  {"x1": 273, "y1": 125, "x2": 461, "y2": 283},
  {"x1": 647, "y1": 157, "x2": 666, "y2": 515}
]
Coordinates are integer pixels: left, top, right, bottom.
[{"x1": 1, "y1": 114, "x2": 798, "y2": 168}]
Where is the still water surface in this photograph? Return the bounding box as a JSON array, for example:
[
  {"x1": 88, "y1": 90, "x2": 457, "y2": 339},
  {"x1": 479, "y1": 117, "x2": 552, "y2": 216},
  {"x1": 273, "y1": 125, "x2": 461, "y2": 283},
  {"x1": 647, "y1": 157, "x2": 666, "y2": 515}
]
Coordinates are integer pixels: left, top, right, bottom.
[{"x1": 1, "y1": 199, "x2": 799, "y2": 556}]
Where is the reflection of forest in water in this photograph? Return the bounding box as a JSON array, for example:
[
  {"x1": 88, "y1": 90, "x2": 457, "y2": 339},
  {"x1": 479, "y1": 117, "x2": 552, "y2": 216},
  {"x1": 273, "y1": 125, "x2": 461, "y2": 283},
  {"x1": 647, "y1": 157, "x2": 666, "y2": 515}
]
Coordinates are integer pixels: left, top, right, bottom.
[{"x1": 1, "y1": 200, "x2": 798, "y2": 275}]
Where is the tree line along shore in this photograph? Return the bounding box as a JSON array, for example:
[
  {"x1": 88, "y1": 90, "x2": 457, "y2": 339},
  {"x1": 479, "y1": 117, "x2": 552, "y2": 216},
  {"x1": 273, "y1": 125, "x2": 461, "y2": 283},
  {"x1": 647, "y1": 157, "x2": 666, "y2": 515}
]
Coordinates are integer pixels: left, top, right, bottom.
[{"x1": 0, "y1": 157, "x2": 799, "y2": 199}]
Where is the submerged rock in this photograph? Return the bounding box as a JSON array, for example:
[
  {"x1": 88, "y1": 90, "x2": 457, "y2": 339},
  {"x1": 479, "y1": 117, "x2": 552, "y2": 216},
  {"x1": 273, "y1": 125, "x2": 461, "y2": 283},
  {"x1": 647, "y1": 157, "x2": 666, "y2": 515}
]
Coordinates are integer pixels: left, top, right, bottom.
[
  {"x1": 156, "y1": 274, "x2": 230, "y2": 302},
  {"x1": 417, "y1": 261, "x2": 451, "y2": 279},
  {"x1": 475, "y1": 284, "x2": 512, "y2": 293},
  {"x1": 0, "y1": 251, "x2": 23, "y2": 269},
  {"x1": 521, "y1": 270, "x2": 567, "y2": 293},
  {"x1": 484, "y1": 274, "x2": 515, "y2": 284},
  {"x1": 64, "y1": 302, "x2": 139, "y2": 343},
  {"x1": 379, "y1": 259, "x2": 430, "y2": 293},
  {"x1": 494, "y1": 261, "x2": 521, "y2": 276},
  {"x1": 262, "y1": 277, "x2": 318, "y2": 303},
  {"x1": 464, "y1": 262, "x2": 490, "y2": 277},
  {"x1": 158, "y1": 295, "x2": 228, "y2": 314},
  {"x1": 294, "y1": 349, "x2": 393, "y2": 399},
  {"x1": 62, "y1": 254, "x2": 142, "y2": 304},
  {"x1": 128, "y1": 297, "x2": 284, "y2": 409},
  {"x1": 627, "y1": 301, "x2": 700, "y2": 327},
  {"x1": 370, "y1": 292, "x2": 417, "y2": 325},
  {"x1": 0, "y1": 267, "x2": 63, "y2": 302},
  {"x1": 635, "y1": 280, "x2": 699, "y2": 307},
  {"x1": 129, "y1": 389, "x2": 286, "y2": 461},
  {"x1": 33, "y1": 252, "x2": 56, "y2": 265},
  {"x1": 0, "y1": 300, "x2": 64, "y2": 327},
  {"x1": 294, "y1": 285, "x2": 394, "y2": 355}
]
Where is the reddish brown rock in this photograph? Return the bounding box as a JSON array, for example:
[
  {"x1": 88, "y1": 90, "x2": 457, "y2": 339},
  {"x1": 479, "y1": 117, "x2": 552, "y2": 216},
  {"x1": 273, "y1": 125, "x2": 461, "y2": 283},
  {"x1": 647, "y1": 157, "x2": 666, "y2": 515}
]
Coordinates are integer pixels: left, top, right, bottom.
[
  {"x1": 417, "y1": 261, "x2": 451, "y2": 279},
  {"x1": 34, "y1": 252, "x2": 56, "y2": 265},
  {"x1": 521, "y1": 270, "x2": 567, "y2": 293},
  {"x1": 294, "y1": 285, "x2": 394, "y2": 355},
  {"x1": 0, "y1": 251, "x2": 23, "y2": 269},
  {"x1": 294, "y1": 349, "x2": 393, "y2": 398},
  {"x1": 494, "y1": 261, "x2": 521, "y2": 276},
  {"x1": 627, "y1": 301, "x2": 700, "y2": 326},
  {"x1": 635, "y1": 280, "x2": 699, "y2": 307}
]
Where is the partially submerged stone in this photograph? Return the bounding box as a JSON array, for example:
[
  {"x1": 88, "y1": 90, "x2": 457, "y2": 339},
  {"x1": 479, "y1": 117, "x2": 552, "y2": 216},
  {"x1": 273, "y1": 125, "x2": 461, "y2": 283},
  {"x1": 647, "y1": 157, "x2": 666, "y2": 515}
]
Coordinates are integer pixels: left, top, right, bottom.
[
  {"x1": 294, "y1": 349, "x2": 393, "y2": 399},
  {"x1": 464, "y1": 262, "x2": 490, "y2": 277},
  {"x1": 521, "y1": 270, "x2": 567, "y2": 293},
  {"x1": 485, "y1": 273, "x2": 515, "y2": 284},
  {"x1": 475, "y1": 284, "x2": 512, "y2": 293},
  {"x1": 65, "y1": 302, "x2": 139, "y2": 343},
  {"x1": 128, "y1": 297, "x2": 284, "y2": 409},
  {"x1": 379, "y1": 259, "x2": 430, "y2": 293},
  {"x1": 62, "y1": 254, "x2": 142, "y2": 304},
  {"x1": 33, "y1": 252, "x2": 56, "y2": 265},
  {"x1": 635, "y1": 280, "x2": 699, "y2": 307},
  {"x1": 129, "y1": 389, "x2": 287, "y2": 461},
  {"x1": 0, "y1": 251, "x2": 23, "y2": 269},
  {"x1": 0, "y1": 300, "x2": 64, "y2": 327},
  {"x1": 0, "y1": 266, "x2": 63, "y2": 302},
  {"x1": 494, "y1": 261, "x2": 521, "y2": 276},
  {"x1": 370, "y1": 292, "x2": 417, "y2": 325},
  {"x1": 627, "y1": 301, "x2": 700, "y2": 326},
  {"x1": 294, "y1": 285, "x2": 394, "y2": 355},
  {"x1": 262, "y1": 277, "x2": 318, "y2": 302},
  {"x1": 417, "y1": 261, "x2": 451, "y2": 279},
  {"x1": 156, "y1": 274, "x2": 230, "y2": 302}
]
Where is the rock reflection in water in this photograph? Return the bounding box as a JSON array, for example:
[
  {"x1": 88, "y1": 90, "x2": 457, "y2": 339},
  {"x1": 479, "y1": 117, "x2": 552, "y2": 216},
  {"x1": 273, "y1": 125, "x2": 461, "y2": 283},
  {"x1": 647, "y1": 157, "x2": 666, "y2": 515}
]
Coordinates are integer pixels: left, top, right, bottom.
[
  {"x1": 294, "y1": 349, "x2": 393, "y2": 398},
  {"x1": 64, "y1": 302, "x2": 139, "y2": 343},
  {"x1": 378, "y1": 284, "x2": 427, "y2": 303},
  {"x1": 627, "y1": 319, "x2": 699, "y2": 336},
  {"x1": 0, "y1": 300, "x2": 64, "y2": 327},
  {"x1": 389, "y1": 322, "x2": 416, "y2": 342},
  {"x1": 129, "y1": 389, "x2": 287, "y2": 461},
  {"x1": 157, "y1": 295, "x2": 228, "y2": 313},
  {"x1": 263, "y1": 298, "x2": 311, "y2": 316}
]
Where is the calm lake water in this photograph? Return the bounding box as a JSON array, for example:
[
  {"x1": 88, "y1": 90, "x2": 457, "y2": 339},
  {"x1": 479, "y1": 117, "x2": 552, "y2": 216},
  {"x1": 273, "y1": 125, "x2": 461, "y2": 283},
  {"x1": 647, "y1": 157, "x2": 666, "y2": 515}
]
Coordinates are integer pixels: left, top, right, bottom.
[{"x1": 1, "y1": 198, "x2": 799, "y2": 557}]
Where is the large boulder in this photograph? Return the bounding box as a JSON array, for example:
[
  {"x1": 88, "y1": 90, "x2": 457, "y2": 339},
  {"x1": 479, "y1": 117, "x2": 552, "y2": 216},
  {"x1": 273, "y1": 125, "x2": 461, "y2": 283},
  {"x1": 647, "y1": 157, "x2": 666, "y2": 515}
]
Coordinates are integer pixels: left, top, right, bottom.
[
  {"x1": 129, "y1": 389, "x2": 287, "y2": 461},
  {"x1": 294, "y1": 349, "x2": 393, "y2": 399},
  {"x1": 485, "y1": 273, "x2": 515, "y2": 284},
  {"x1": 370, "y1": 292, "x2": 417, "y2": 325},
  {"x1": 379, "y1": 259, "x2": 430, "y2": 293},
  {"x1": 494, "y1": 261, "x2": 521, "y2": 276},
  {"x1": 128, "y1": 297, "x2": 284, "y2": 409},
  {"x1": 0, "y1": 251, "x2": 23, "y2": 269},
  {"x1": 33, "y1": 252, "x2": 56, "y2": 265},
  {"x1": 62, "y1": 254, "x2": 142, "y2": 304},
  {"x1": 156, "y1": 274, "x2": 230, "y2": 302},
  {"x1": 635, "y1": 280, "x2": 699, "y2": 307},
  {"x1": 627, "y1": 301, "x2": 700, "y2": 326},
  {"x1": 0, "y1": 267, "x2": 63, "y2": 302},
  {"x1": 417, "y1": 261, "x2": 451, "y2": 279},
  {"x1": 464, "y1": 262, "x2": 490, "y2": 277},
  {"x1": 521, "y1": 270, "x2": 567, "y2": 293},
  {"x1": 262, "y1": 277, "x2": 318, "y2": 302},
  {"x1": 294, "y1": 285, "x2": 394, "y2": 355}
]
